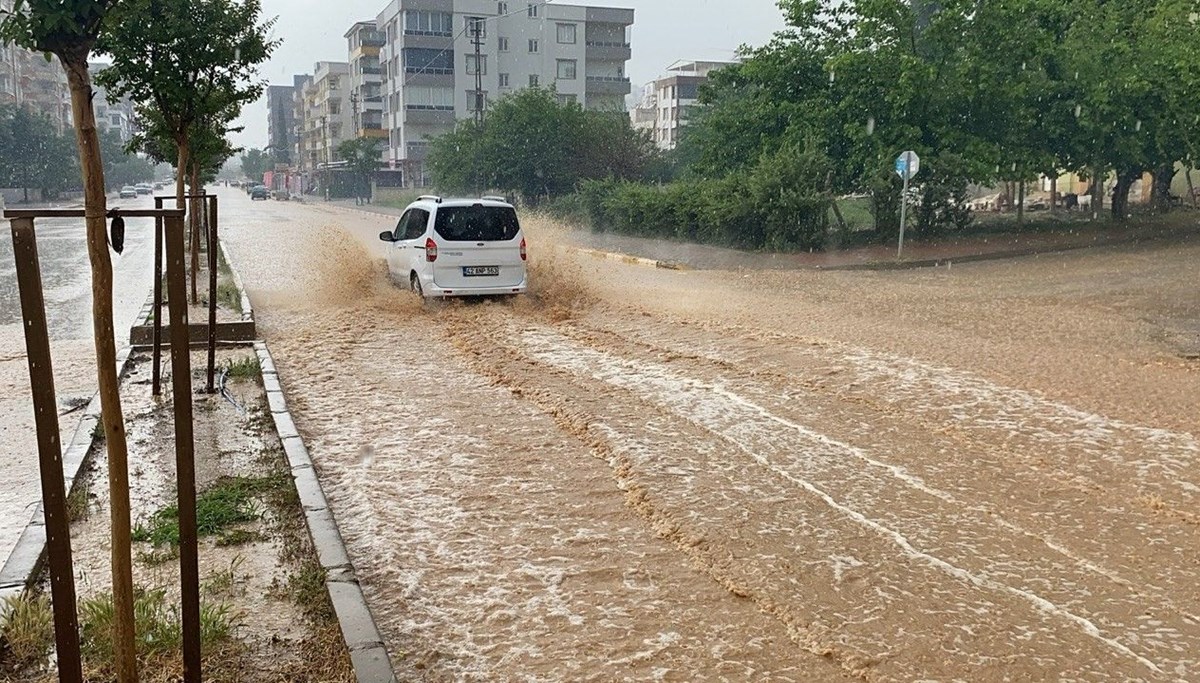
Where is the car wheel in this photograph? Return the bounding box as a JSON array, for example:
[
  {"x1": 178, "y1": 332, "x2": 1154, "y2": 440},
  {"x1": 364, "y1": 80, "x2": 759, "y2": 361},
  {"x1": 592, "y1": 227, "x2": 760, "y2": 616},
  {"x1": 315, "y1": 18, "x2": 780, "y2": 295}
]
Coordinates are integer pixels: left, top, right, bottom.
[{"x1": 410, "y1": 273, "x2": 424, "y2": 298}]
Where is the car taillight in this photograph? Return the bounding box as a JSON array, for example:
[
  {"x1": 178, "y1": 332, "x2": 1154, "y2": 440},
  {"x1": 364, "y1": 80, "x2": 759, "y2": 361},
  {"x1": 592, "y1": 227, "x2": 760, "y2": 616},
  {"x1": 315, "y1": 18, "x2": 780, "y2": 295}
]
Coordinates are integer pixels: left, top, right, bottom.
[
  {"x1": 425, "y1": 237, "x2": 438, "y2": 262},
  {"x1": 519, "y1": 237, "x2": 527, "y2": 261}
]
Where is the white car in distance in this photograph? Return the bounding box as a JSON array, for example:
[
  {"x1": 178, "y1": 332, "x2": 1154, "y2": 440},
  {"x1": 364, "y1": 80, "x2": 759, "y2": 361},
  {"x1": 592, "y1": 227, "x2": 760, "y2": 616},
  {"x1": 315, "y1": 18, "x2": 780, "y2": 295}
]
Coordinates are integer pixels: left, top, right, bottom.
[{"x1": 379, "y1": 195, "x2": 527, "y2": 298}]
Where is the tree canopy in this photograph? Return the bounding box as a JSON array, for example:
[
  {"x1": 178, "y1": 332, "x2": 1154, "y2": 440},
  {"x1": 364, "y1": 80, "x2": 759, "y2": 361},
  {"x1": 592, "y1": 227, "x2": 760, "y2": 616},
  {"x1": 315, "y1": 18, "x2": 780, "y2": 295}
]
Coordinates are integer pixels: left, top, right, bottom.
[{"x1": 427, "y1": 88, "x2": 658, "y2": 204}]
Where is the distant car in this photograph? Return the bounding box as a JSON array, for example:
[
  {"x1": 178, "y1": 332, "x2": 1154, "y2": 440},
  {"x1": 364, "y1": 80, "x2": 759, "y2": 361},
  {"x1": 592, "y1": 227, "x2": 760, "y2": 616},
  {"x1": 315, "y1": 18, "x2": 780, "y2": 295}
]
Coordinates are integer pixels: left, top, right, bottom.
[
  {"x1": 135, "y1": 183, "x2": 152, "y2": 195},
  {"x1": 153, "y1": 182, "x2": 164, "y2": 191},
  {"x1": 250, "y1": 185, "x2": 271, "y2": 200},
  {"x1": 378, "y1": 195, "x2": 527, "y2": 299},
  {"x1": 119, "y1": 186, "x2": 138, "y2": 199}
]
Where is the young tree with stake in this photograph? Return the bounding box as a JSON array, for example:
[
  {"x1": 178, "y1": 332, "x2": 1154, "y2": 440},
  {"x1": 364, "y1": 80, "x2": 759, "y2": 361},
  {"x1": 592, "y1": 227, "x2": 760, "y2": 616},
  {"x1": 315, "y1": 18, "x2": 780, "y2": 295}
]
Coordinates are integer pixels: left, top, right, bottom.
[{"x1": 0, "y1": 1, "x2": 139, "y2": 679}]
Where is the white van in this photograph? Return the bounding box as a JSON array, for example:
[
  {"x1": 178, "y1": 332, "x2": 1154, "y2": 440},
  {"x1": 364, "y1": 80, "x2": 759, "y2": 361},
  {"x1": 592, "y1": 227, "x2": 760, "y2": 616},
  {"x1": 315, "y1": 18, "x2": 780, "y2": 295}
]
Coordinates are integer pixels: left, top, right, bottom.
[{"x1": 379, "y1": 195, "x2": 527, "y2": 298}]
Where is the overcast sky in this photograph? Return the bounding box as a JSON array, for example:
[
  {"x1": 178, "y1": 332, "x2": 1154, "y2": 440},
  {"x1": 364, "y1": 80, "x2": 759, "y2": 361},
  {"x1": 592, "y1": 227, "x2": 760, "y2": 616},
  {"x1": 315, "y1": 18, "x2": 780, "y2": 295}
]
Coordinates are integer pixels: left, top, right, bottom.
[{"x1": 232, "y1": 0, "x2": 788, "y2": 149}]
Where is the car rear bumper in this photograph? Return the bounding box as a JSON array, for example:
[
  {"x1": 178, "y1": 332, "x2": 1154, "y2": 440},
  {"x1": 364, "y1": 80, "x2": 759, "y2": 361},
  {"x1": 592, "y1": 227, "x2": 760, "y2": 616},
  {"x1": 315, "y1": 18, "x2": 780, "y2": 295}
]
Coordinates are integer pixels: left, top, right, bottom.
[{"x1": 424, "y1": 277, "x2": 527, "y2": 298}]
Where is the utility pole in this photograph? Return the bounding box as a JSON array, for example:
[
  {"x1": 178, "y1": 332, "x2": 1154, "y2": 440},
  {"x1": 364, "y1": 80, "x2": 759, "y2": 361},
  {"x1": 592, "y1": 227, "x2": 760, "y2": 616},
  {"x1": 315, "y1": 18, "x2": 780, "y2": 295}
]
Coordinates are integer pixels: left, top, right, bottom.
[
  {"x1": 471, "y1": 17, "x2": 485, "y2": 126},
  {"x1": 470, "y1": 16, "x2": 485, "y2": 195}
]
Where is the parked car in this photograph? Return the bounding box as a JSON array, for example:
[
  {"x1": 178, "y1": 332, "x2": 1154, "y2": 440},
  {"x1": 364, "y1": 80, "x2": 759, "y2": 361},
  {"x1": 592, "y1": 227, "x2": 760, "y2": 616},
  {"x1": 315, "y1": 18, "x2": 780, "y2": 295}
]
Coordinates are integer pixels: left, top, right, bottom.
[
  {"x1": 153, "y1": 182, "x2": 164, "y2": 191},
  {"x1": 119, "y1": 186, "x2": 138, "y2": 199},
  {"x1": 378, "y1": 195, "x2": 527, "y2": 299},
  {"x1": 135, "y1": 183, "x2": 152, "y2": 195},
  {"x1": 250, "y1": 185, "x2": 271, "y2": 200}
]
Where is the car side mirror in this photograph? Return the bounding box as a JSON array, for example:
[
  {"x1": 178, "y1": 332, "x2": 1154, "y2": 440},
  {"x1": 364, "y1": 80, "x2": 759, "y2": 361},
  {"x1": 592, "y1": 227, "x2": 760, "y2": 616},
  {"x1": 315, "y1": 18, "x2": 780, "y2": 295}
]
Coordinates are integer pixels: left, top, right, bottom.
[{"x1": 379, "y1": 231, "x2": 395, "y2": 242}]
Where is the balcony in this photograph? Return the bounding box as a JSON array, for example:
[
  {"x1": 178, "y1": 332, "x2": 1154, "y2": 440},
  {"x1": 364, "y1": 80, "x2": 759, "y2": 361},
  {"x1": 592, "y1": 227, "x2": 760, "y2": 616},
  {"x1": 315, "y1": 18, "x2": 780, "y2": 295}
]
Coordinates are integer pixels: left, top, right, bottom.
[
  {"x1": 362, "y1": 66, "x2": 383, "y2": 75},
  {"x1": 585, "y1": 41, "x2": 631, "y2": 62},
  {"x1": 586, "y1": 75, "x2": 632, "y2": 96}
]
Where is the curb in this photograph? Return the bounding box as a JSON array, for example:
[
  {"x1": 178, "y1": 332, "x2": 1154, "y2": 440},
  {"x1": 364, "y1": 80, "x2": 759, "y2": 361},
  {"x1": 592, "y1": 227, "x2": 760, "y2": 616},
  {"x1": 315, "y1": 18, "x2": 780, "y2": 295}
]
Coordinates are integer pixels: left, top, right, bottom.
[
  {"x1": 573, "y1": 246, "x2": 689, "y2": 271},
  {"x1": 0, "y1": 346, "x2": 134, "y2": 604},
  {"x1": 252, "y1": 341, "x2": 396, "y2": 683}
]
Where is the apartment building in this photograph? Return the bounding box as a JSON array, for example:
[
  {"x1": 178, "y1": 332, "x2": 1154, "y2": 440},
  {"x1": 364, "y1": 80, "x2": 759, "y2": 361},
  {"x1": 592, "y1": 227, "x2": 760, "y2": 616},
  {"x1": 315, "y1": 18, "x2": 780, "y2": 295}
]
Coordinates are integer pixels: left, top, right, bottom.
[
  {"x1": 376, "y1": 0, "x2": 634, "y2": 186},
  {"x1": 1, "y1": 5, "x2": 73, "y2": 135},
  {"x1": 298, "y1": 61, "x2": 352, "y2": 173},
  {"x1": 346, "y1": 21, "x2": 389, "y2": 159},
  {"x1": 290, "y1": 75, "x2": 311, "y2": 172},
  {"x1": 631, "y1": 59, "x2": 737, "y2": 150},
  {"x1": 267, "y1": 84, "x2": 297, "y2": 165}
]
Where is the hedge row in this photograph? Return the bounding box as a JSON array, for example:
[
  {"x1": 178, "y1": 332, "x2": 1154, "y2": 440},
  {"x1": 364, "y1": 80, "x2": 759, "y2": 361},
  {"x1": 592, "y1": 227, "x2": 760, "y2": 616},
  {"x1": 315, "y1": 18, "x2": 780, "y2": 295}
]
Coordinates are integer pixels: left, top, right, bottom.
[{"x1": 563, "y1": 174, "x2": 832, "y2": 252}]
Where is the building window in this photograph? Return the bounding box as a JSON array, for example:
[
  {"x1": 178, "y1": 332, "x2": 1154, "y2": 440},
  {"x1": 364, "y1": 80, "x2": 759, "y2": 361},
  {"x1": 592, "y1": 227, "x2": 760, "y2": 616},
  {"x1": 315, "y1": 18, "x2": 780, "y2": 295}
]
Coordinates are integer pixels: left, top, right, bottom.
[
  {"x1": 467, "y1": 91, "x2": 487, "y2": 112},
  {"x1": 556, "y1": 94, "x2": 577, "y2": 105},
  {"x1": 498, "y1": 37, "x2": 509, "y2": 52},
  {"x1": 528, "y1": 38, "x2": 539, "y2": 53},
  {"x1": 498, "y1": 2, "x2": 508, "y2": 14},
  {"x1": 556, "y1": 23, "x2": 576, "y2": 44},
  {"x1": 405, "y1": 86, "x2": 455, "y2": 110},
  {"x1": 529, "y1": 74, "x2": 539, "y2": 87},
  {"x1": 556, "y1": 59, "x2": 576, "y2": 80},
  {"x1": 465, "y1": 16, "x2": 486, "y2": 37},
  {"x1": 404, "y1": 10, "x2": 453, "y2": 36},
  {"x1": 403, "y1": 48, "x2": 454, "y2": 75},
  {"x1": 499, "y1": 73, "x2": 510, "y2": 87},
  {"x1": 466, "y1": 54, "x2": 488, "y2": 76},
  {"x1": 528, "y1": 3, "x2": 538, "y2": 18}
]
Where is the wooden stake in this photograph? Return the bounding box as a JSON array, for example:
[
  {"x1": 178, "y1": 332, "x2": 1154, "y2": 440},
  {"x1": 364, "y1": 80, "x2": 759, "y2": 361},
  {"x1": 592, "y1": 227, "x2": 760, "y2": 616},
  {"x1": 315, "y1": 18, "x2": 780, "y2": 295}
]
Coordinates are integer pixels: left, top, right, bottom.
[
  {"x1": 9, "y1": 217, "x2": 84, "y2": 682},
  {"x1": 165, "y1": 214, "x2": 202, "y2": 681}
]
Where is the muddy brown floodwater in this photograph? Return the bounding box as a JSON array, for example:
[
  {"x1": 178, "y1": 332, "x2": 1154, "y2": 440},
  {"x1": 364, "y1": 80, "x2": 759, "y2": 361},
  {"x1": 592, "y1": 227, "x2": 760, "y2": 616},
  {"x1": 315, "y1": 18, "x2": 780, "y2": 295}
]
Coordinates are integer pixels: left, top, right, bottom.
[{"x1": 217, "y1": 187, "x2": 1199, "y2": 681}]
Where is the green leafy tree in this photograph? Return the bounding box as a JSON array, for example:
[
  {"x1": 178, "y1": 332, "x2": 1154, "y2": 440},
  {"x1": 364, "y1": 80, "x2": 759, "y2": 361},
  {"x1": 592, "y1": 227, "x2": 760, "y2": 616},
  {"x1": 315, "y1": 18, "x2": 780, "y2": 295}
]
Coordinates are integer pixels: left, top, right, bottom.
[
  {"x1": 337, "y1": 137, "x2": 381, "y2": 202},
  {"x1": 0, "y1": 1, "x2": 137, "y2": 678},
  {"x1": 95, "y1": 0, "x2": 277, "y2": 208},
  {"x1": 429, "y1": 88, "x2": 653, "y2": 204},
  {"x1": 240, "y1": 147, "x2": 270, "y2": 182}
]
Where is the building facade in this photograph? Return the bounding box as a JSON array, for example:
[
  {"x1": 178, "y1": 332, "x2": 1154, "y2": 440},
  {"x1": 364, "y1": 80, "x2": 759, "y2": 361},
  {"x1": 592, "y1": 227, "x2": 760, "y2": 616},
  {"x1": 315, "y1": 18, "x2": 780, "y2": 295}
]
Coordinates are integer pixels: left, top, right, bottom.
[
  {"x1": 298, "y1": 61, "x2": 352, "y2": 175},
  {"x1": 1, "y1": 2, "x2": 73, "y2": 135},
  {"x1": 376, "y1": 0, "x2": 634, "y2": 186},
  {"x1": 88, "y1": 64, "x2": 137, "y2": 143},
  {"x1": 267, "y1": 84, "x2": 297, "y2": 165},
  {"x1": 631, "y1": 59, "x2": 737, "y2": 150},
  {"x1": 346, "y1": 21, "x2": 388, "y2": 156}
]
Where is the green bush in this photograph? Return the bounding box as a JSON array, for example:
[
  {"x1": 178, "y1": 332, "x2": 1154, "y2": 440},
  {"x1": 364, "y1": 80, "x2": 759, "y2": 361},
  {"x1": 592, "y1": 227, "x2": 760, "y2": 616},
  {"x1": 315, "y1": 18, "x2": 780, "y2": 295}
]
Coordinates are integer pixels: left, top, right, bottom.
[{"x1": 574, "y1": 147, "x2": 832, "y2": 252}]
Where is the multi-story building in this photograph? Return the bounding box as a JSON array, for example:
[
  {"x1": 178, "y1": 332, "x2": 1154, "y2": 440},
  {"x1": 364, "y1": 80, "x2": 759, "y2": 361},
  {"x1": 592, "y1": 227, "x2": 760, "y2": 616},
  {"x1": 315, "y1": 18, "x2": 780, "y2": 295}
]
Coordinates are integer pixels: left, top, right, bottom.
[
  {"x1": 345, "y1": 22, "x2": 388, "y2": 152},
  {"x1": 298, "y1": 61, "x2": 352, "y2": 175},
  {"x1": 1, "y1": 7, "x2": 72, "y2": 134},
  {"x1": 632, "y1": 59, "x2": 737, "y2": 150},
  {"x1": 88, "y1": 63, "x2": 136, "y2": 143},
  {"x1": 376, "y1": 0, "x2": 634, "y2": 186},
  {"x1": 290, "y1": 74, "x2": 311, "y2": 172},
  {"x1": 267, "y1": 84, "x2": 297, "y2": 165}
]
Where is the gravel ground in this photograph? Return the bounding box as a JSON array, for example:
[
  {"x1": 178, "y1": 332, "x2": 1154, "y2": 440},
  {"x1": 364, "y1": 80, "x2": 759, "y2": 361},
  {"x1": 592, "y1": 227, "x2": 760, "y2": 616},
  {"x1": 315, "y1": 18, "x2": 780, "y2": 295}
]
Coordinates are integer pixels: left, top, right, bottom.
[{"x1": 217, "y1": 187, "x2": 1199, "y2": 681}]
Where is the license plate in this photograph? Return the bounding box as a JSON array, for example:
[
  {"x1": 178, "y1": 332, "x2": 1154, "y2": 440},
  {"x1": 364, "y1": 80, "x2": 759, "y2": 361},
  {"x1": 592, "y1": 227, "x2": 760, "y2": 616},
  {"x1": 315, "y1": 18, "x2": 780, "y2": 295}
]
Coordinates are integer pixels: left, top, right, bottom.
[{"x1": 463, "y1": 266, "x2": 499, "y2": 277}]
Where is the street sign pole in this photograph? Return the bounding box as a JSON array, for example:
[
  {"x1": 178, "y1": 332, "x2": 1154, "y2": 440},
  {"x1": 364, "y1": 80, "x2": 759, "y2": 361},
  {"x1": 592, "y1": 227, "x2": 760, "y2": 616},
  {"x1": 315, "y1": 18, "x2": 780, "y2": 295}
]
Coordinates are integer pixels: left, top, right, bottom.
[
  {"x1": 898, "y1": 169, "x2": 910, "y2": 258},
  {"x1": 895, "y1": 150, "x2": 920, "y2": 259}
]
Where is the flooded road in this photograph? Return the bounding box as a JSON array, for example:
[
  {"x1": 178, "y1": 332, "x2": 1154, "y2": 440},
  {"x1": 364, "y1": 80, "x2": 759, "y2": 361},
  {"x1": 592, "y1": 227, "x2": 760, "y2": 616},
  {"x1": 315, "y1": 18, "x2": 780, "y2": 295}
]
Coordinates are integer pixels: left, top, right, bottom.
[
  {"x1": 218, "y1": 187, "x2": 1200, "y2": 681},
  {"x1": 0, "y1": 205, "x2": 155, "y2": 563}
]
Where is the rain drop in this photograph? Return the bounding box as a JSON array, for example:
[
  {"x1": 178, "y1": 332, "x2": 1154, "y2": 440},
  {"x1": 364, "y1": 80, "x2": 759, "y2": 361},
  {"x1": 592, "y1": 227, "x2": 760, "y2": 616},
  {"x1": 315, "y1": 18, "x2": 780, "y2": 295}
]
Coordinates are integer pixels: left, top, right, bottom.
[
  {"x1": 866, "y1": 116, "x2": 875, "y2": 135},
  {"x1": 829, "y1": 70, "x2": 836, "y2": 83},
  {"x1": 1074, "y1": 104, "x2": 1082, "y2": 118},
  {"x1": 1135, "y1": 119, "x2": 1142, "y2": 131}
]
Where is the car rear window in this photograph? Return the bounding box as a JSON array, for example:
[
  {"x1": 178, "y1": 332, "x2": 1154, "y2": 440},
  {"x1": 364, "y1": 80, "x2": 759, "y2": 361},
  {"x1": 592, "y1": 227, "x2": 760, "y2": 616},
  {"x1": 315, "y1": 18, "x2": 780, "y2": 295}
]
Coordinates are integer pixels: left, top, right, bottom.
[{"x1": 433, "y1": 205, "x2": 520, "y2": 242}]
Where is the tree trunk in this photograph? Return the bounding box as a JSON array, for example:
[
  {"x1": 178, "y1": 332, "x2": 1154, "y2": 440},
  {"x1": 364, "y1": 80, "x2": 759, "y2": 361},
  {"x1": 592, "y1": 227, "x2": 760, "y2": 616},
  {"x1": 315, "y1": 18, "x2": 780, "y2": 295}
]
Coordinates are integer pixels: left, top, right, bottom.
[
  {"x1": 1112, "y1": 170, "x2": 1138, "y2": 222},
  {"x1": 188, "y1": 164, "x2": 201, "y2": 304},
  {"x1": 62, "y1": 54, "x2": 139, "y2": 683},
  {"x1": 1049, "y1": 176, "x2": 1057, "y2": 211},
  {"x1": 1017, "y1": 178, "x2": 1025, "y2": 227},
  {"x1": 1091, "y1": 169, "x2": 1103, "y2": 221},
  {"x1": 1150, "y1": 163, "x2": 1175, "y2": 212},
  {"x1": 1187, "y1": 165, "x2": 1198, "y2": 208}
]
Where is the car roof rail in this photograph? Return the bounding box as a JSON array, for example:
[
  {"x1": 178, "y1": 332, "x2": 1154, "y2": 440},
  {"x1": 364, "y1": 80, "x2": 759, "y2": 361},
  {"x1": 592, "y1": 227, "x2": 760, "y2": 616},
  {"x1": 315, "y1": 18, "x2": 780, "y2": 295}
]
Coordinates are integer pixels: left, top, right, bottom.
[
  {"x1": 481, "y1": 195, "x2": 507, "y2": 202},
  {"x1": 417, "y1": 194, "x2": 443, "y2": 204}
]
